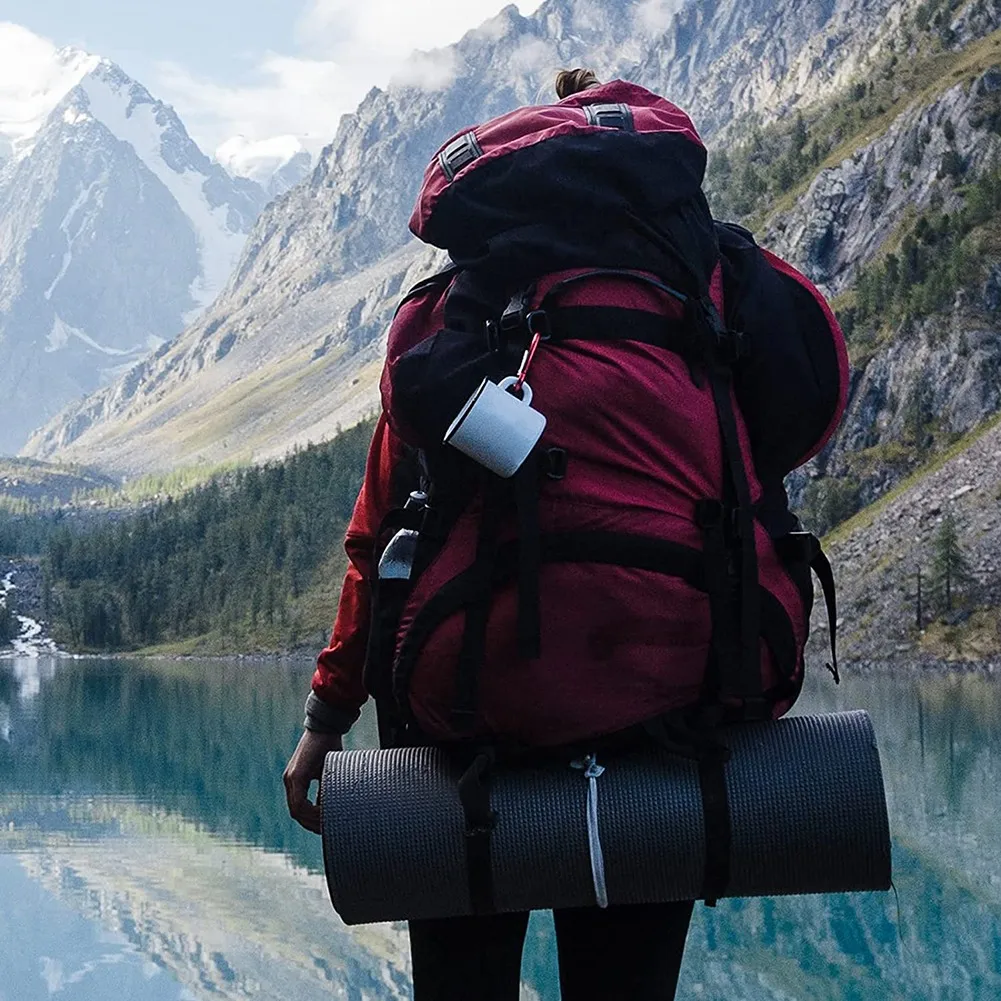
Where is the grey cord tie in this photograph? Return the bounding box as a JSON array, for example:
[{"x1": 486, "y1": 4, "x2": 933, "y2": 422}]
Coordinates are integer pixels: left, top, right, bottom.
[{"x1": 572, "y1": 753, "x2": 608, "y2": 909}]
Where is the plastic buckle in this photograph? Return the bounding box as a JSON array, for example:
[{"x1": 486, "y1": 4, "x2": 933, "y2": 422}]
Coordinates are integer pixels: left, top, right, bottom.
[
  {"x1": 485, "y1": 319, "x2": 501, "y2": 354},
  {"x1": 525, "y1": 310, "x2": 552, "y2": 341},
  {"x1": 545, "y1": 448, "x2": 568, "y2": 480},
  {"x1": 729, "y1": 507, "x2": 743, "y2": 541},
  {"x1": 501, "y1": 292, "x2": 530, "y2": 332}
]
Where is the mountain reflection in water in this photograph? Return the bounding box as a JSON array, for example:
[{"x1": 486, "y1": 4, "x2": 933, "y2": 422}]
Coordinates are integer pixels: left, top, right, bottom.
[{"x1": 0, "y1": 656, "x2": 999, "y2": 1000}]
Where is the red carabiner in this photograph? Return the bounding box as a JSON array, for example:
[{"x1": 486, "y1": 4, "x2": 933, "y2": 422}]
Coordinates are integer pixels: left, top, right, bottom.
[
  {"x1": 512, "y1": 331, "x2": 542, "y2": 395},
  {"x1": 511, "y1": 310, "x2": 550, "y2": 395}
]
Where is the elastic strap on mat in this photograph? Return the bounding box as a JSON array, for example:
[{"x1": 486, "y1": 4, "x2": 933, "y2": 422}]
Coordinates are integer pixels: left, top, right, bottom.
[
  {"x1": 571, "y1": 754, "x2": 609, "y2": 909},
  {"x1": 698, "y1": 749, "x2": 732, "y2": 906},
  {"x1": 457, "y1": 751, "x2": 497, "y2": 915}
]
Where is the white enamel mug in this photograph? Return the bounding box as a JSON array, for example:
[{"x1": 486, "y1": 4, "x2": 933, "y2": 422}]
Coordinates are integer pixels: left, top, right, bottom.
[{"x1": 443, "y1": 376, "x2": 547, "y2": 478}]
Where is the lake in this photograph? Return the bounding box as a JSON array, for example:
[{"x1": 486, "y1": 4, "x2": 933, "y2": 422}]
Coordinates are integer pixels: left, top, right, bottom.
[{"x1": 1, "y1": 655, "x2": 999, "y2": 1000}]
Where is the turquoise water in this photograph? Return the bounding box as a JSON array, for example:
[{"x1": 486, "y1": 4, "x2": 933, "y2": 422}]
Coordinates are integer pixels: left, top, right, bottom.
[{"x1": 0, "y1": 655, "x2": 999, "y2": 1000}]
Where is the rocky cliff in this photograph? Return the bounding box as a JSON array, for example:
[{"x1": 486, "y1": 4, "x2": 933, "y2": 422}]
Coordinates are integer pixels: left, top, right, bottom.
[{"x1": 28, "y1": 0, "x2": 992, "y2": 485}]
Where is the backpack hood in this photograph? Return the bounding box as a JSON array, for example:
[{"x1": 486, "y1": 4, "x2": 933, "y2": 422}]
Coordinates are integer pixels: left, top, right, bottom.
[{"x1": 408, "y1": 79, "x2": 715, "y2": 293}]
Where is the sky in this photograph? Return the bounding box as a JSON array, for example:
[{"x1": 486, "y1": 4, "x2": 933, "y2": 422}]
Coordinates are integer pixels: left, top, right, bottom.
[{"x1": 0, "y1": 0, "x2": 546, "y2": 162}]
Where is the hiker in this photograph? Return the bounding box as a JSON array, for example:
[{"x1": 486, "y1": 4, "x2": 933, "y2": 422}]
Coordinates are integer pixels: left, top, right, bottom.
[{"x1": 285, "y1": 67, "x2": 847, "y2": 1001}]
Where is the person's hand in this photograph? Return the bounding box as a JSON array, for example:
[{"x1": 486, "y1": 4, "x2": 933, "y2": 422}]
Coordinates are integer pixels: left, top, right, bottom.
[{"x1": 283, "y1": 730, "x2": 344, "y2": 834}]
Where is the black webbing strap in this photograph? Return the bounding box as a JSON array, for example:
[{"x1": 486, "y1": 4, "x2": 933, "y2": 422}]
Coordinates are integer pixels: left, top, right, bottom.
[
  {"x1": 538, "y1": 268, "x2": 689, "y2": 310},
  {"x1": 695, "y1": 500, "x2": 738, "y2": 701},
  {"x1": 809, "y1": 540, "x2": 841, "y2": 684},
  {"x1": 513, "y1": 459, "x2": 542, "y2": 659},
  {"x1": 642, "y1": 711, "x2": 732, "y2": 906},
  {"x1": 457, "y1": 750, "x2": 498, "y2": 915},
  {"x1": 452, "y1": 483, "x2": 503, "y2": 731},
  {"x1": 707, "y1": 365, "x2": 764, "y2": 715},
  {"x1": 698, "y1": 748, "x2": 732, "y2": 906},
  {"x1": 542, "y1": 307, "x2": 690, "y2": 352}
]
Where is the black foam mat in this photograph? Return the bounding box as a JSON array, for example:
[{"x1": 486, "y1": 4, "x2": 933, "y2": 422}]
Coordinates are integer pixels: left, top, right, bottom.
[{"x1": 321, "y1": 711, "x2": 891, "y2": 925}]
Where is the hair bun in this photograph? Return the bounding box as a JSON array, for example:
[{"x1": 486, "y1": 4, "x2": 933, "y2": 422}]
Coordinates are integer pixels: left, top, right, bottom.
[{"x1": 555, "y1": 68, "x2": 601, "y2": 100}]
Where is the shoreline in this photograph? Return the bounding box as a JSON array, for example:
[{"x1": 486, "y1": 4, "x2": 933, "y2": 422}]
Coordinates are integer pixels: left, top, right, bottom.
[{"x1": 3, "y1": 647, "x2": 998, "y2": 677}]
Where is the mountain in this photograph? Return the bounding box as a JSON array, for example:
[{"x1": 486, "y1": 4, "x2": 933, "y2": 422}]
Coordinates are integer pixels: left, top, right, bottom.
[
  {"x1": 216, "y1": 135, "x2": 313, "y2": 199},
  {"x1": 0, "y1": 55, "x2": 269, "y2": 454},
  {"x1": 23, "y1": 0, "x2": 1001, "y2": 524}
]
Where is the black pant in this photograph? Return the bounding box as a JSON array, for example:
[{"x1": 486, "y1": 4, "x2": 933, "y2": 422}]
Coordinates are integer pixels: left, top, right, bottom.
[{"x1": 409, "y1": 901, "x2": 694, "y2": 1001}]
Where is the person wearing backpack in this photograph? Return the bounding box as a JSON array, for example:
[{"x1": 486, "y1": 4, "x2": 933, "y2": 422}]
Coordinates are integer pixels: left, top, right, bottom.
[{"x1": 284, "y1": 67, "x2": 848, "y2": 1001}]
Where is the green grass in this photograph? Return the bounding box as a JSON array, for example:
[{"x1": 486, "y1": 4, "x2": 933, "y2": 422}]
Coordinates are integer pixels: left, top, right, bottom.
[
  {"x1": 919, "y1": 607, "x2": 1001, "y2": 659},
  {"x1": 825, "y1": 410, "x2": 1001, "y2": 547}
]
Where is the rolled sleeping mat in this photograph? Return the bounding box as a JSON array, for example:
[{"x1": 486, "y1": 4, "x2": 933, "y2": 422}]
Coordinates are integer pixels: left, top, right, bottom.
[{"x1": 321, "y1": 711, "x2": 891, "y2": 925}]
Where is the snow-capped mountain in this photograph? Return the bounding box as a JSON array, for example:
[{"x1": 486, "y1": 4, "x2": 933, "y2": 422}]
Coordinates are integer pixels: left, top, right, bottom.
[
  {"x1": 216, "y1": 135, "x2": 313, "y2": 198},
  {"x1": 0, "y1": 55, "x2": 269, "y2": 453}
]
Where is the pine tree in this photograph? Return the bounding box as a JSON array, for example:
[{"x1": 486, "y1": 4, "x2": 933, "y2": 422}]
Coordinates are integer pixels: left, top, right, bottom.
[{"x1": 929, "y1": 513, "x2": 975, "y2": 613}]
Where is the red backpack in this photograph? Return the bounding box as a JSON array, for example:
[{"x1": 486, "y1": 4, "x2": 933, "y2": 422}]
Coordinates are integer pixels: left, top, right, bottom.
[{"x1": 365, "y1": 80, "x2": 849, "y2": 750}]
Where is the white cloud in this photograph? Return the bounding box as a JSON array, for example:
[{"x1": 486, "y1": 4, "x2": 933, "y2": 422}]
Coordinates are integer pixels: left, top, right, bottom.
[
  {"x1": 0, "y1": 22, "x2": 99, "y2": 152},
  {"x1": 635, "y1": 0, "x2": 687, "y2": 35},
  {"x1": 391, "y1": 48, "x2": 462, "y2": 91},
  {"x1": 508, "y1": 36, "x2": 556, "y2": 77},
  {"x1": 295, "y1": 0, "x2": 539, "y2": 64},
  {"x1": 155, "y1": 53, "x2": 352, "y2": 157},
  {"x1": 216, "y1": 134, "x2": 306, "y2": 183},
  {"x1": 153, "y1": 1, "x2": 545, "y2": 155}
]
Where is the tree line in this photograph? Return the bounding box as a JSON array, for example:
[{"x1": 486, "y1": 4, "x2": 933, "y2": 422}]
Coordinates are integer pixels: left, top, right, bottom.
[{"x1": 41, "y1": 420, "x2": 374, "y2": 652}]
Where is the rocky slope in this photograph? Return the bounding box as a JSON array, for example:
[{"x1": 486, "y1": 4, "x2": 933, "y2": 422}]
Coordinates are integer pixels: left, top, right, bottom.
[
  {"x1": 813, "y1": 414, "x2": 1001, "y2": 667},
  {"x1": 25, "y1": 0, "x2": 969, "y2": 476},
  {"x1": 0, "y1": 55, "x2": 268, "y2": 453}
]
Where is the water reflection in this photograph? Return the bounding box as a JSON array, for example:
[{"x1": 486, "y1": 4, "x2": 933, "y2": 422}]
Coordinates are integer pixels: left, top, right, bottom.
[{"x1": 0, "y1": 657, "x2": 999, "y2": 1000}]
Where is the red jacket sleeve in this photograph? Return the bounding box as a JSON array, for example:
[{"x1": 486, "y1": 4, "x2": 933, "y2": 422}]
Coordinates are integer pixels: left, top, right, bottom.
[{"x1": 310, "y1": 412, "x2": 406, "y2": 719}]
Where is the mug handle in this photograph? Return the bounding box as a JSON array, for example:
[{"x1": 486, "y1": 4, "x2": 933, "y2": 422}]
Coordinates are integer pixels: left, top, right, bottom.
[{"x1": 498, "y1": 376, "x2": 533, "y2": 406}]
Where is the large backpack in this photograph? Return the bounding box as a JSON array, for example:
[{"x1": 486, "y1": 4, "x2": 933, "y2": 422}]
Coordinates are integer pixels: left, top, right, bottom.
[{"x1": 365, "y1": 81, "x2": 849, "y2": 751}]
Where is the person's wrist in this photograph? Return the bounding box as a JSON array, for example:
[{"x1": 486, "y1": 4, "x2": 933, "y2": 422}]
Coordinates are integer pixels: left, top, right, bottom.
[{"x1": 303, "y1": 691, "x2": 358, "y2": 735}]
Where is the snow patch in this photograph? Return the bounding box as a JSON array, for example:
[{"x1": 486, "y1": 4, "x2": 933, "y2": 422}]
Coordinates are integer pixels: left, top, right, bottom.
[
  {"x1": 78, "y1": 72, "x2": 246, "y2": 309},
  {"x1": 216, "y1": 134, "x2": 305, "y2": 184},
  {"x1": 47, "y1": 315, "x2": 144, "y2": 357},
  {"x1": 62, "y1": 106, "x2": 91, "y2": 126},
  {"x1": 46, "y1": 316, "x2": 72, "y2": 352},
  {"x1": 44, "y1": 179, "x2": 100, "y2": 301}
]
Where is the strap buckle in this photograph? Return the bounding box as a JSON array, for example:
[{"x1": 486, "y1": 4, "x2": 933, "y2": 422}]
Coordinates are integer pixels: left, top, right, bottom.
[
  {"x1": 545, "y1": 447, "x2": 568, "y2": 481},
  {"x1": 501, "y1": 290, "x2": 532, "y2": 332}
]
